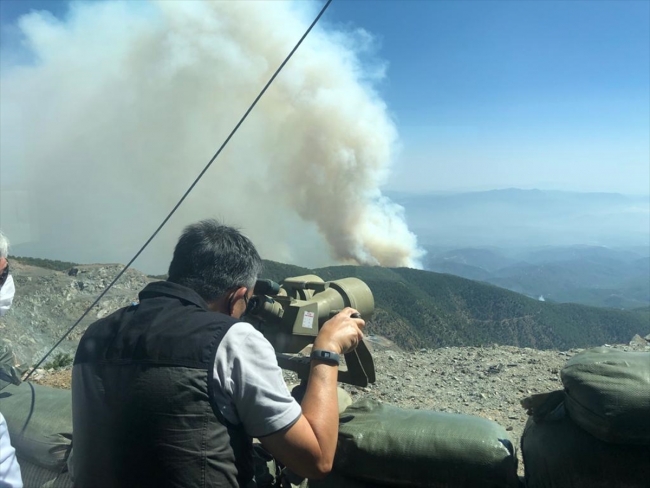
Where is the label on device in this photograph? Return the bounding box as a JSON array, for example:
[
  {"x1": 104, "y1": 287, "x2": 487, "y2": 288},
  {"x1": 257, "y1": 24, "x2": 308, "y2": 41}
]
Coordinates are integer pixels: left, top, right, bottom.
[{"x1": 302, "y1": 311, "x2": 315, "y2": 329}]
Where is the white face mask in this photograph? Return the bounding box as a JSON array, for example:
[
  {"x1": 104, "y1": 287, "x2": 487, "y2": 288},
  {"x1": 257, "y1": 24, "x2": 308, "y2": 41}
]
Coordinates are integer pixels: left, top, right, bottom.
[{"x1": 0, "y1": 274, "x2": 15, "y2": 317}]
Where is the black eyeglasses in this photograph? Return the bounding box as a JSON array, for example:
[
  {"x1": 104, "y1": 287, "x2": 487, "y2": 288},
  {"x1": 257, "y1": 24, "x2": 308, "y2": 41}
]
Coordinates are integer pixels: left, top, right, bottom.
[{"x1": 242, "y1": 293, "x2": 258, "y2": 317}]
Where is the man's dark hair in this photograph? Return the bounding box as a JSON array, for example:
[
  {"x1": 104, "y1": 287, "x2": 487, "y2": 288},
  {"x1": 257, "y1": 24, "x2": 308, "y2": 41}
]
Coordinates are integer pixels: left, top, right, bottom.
[{"x1": 167, "y1": 219, "x2": 262, "y2": 303}]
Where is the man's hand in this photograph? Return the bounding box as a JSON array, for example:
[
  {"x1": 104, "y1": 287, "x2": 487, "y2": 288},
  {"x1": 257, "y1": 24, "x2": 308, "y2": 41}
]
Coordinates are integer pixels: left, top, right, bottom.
[{"x1": 313, "y1": 308, "x2": 365, "y2": 355}]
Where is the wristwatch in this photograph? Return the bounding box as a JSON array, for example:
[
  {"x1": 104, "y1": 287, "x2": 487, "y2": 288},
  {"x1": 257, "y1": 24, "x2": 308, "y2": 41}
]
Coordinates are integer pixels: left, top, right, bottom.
[{"x1": 310, "y1": 349, "x2": 340, "y2": 366}]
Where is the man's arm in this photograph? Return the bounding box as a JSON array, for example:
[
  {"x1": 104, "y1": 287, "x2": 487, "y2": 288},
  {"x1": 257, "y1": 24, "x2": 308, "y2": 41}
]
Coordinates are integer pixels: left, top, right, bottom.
[{"x1": 259, "y1": 308, "x2": 364, "y2": 479}]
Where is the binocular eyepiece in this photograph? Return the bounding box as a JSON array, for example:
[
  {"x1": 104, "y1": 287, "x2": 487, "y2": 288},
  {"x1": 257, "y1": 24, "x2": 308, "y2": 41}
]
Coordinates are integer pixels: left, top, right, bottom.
[{"x1": 253, "y1": 279, "x2": 281, "y2": 296}]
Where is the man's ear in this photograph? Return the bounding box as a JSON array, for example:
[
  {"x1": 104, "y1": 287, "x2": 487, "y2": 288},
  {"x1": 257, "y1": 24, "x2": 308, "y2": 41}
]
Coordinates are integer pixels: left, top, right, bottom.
[
  {"x1": 227, "y1": 287, "x2": 248, "y2": 317},
  {"x1": 232, "y1": 286, "x2": 248, "y2": 300}
]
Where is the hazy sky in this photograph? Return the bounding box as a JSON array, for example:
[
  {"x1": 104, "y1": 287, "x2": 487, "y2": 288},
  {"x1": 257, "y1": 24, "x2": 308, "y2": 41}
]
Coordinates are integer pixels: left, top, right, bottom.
[
  {"x1": 2, "y1": 0, "x2": 649, "y2": 195},
  {"x1": 0, "y1": 0, "x2": 648, "y2": 272}
]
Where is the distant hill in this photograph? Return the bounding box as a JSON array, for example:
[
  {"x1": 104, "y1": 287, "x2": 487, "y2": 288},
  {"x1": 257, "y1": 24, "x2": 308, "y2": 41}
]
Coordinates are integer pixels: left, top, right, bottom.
[
  {"x1": 261, "y1": 260, "x2": 648, "y2": 351},
  {"x1": 10, "y1": 255, "x2": 79, "y2": 272},
  {"x1": 3, "y1": 257, "x2": 647, "y2": 364},
  {"x1": 424, "y1": 248, "x2": 517, "y2": 273},
  {"x1": 424, "y1": 245, "x2": 650, "y2": 310},
  {"x1": 523, "y1": 245, "x2": 645, "y2": 265}
]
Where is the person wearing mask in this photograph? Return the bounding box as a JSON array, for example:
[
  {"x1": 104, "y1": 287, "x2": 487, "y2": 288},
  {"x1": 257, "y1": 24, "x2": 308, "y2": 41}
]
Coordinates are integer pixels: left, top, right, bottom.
[
  {"x1": 0, "y1": 231, "x2": 23, "y2": 488},
  {"x1": 0, "y1": 232, "x2": 15, "y2": 317}
]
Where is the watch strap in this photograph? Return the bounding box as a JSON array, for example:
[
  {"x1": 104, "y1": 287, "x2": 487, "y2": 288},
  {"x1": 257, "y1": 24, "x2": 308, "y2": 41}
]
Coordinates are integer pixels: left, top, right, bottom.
[{"x1": 310, "y1": 349, "x2": 340, "y2": 365}]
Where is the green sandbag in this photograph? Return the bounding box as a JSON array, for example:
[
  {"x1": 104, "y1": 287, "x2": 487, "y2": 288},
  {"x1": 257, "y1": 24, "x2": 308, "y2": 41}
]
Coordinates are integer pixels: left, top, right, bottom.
[
  {"x1": 521, "y1": 401, "x2": 650, "y2": 488},
  {"x1": 0, "y1": 382, "x2": 72, "y2": 470},
  {"x1": 309, "y1": 470, "x2": 385, "y2": 488},
  {"x1": 14, "y1": 458, "x2": 72, "y2": 488},
  {"x1": 0, "y1": 342, "x2": 23, "y2": 391},
  {"x1": 561, "y1": 347, "x2": 650, "y2": 445},
  {"x1": 334, "y1": 399, "x2": 519, "y2": 488}
]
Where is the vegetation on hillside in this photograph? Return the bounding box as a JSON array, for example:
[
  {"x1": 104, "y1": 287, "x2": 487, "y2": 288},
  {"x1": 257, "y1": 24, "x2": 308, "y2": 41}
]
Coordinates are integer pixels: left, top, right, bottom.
[
  {"x1": 44, "y1": 352, "x2": 74, "y2": 370},
  {"x1": 10, "y1": 256, "x2": 648, "y2": 352},
  {"x1": 261, "y1": 260, "x2": 311, "y2": 283},
  {"x1": 631, "y1": 306, "x2": 650, "y2": 324},
  {"x1": 10, "y1": 255, "x2": 78, "y2": 272}
]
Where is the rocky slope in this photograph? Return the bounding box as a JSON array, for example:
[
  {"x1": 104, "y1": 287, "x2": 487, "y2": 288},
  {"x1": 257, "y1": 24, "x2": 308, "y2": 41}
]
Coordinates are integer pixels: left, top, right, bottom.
[{"x1": 0, "y1": 262, "x2": 150, "y2": 364}]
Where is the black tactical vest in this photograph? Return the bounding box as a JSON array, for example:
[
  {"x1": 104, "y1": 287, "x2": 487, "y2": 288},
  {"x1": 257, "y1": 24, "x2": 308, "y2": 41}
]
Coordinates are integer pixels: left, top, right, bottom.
[{"x1": 71, "y1": 281, "x2": 254, "y2": 488}]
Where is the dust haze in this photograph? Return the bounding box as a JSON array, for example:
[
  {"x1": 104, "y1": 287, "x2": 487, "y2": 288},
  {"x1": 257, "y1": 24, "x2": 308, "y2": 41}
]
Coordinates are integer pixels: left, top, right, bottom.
[{"x1": 0, "y1": 0, "x2": 423, "y2": 273}]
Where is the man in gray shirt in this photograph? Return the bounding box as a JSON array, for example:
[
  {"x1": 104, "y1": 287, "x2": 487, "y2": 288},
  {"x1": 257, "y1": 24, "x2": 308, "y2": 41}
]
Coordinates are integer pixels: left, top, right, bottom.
[{"x1": 72, "y1": 219, "x2": 364, "y2": 487}]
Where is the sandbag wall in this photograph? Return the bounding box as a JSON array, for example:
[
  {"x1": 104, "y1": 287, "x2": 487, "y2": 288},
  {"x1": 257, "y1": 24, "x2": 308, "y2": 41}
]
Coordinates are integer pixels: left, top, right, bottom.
[
  {"x1": 521, "y1": 347, "x2": 650, "y2": 488},
  {"x1": 0, "y1": 382, "x2": 73, "y2": 488},
  {"x1": 311, "y1": 399, "x2": 520, "y2": 488}
]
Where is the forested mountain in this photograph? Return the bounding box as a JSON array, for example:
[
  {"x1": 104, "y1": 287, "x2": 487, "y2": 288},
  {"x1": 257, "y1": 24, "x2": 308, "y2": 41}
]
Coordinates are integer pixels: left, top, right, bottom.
[
  {"x1": 6, "y1": 256, "x2": 648, "y2": 356},
  {"x1": 260, "y1": 260, "x2": 648, "y2": 350}
]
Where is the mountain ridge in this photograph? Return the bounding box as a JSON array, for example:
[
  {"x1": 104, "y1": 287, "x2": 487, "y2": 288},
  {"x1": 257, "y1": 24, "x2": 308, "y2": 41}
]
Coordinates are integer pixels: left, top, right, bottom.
[
  {"x1": 424, "y1": 245, "x2": 650, "y2": 310},
  {"x1": 2, "y1": 257, "x2": 647, "y2": 365}
]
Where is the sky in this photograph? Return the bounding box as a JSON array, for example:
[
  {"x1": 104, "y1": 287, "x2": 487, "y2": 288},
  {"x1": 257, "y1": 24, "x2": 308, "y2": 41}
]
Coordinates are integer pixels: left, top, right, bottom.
[
  {"x1": 326, "y1": 0, "x2": 650, "y2": 194},
  {"x1": 1, "y1": 0, "x2": 649, "y2": 195},
  {"x1": 0, "y1": 0, "x2": 648, "y2": 270}
]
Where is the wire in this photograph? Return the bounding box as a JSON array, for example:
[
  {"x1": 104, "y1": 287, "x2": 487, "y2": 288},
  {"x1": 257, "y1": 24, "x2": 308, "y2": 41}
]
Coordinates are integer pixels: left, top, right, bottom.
[{"x1": 24, "y1": 0, "x2": 333, "y2": 380}]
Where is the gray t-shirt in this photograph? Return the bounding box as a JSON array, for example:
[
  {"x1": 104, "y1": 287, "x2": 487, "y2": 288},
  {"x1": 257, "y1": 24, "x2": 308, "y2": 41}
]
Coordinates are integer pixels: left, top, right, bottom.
[{"x1": 212, "y1": 322, "x2": 302, "y2": 438}]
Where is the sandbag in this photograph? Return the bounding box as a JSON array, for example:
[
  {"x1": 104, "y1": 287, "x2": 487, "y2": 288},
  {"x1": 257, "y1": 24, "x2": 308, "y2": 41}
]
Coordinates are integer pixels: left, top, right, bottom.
[
  {"x1": 13, "y1": 458, "x2": 72, "y2": 488},
  {"x1": 0, "y1": 382, "x2": 72, "y2": 471},
  {"x1": 561, "y1": 347, "x2": 650, "y2": 445},
  {"x1": 521, "y1": 400, "x2": 650, "y2": 488},
  {"x1": 0, "y1": 342, "x2": 23, "y2": 391},
  {"x1": 333, "y1": 399, "x2": 519, "y2": 488},
  {"x1": 309, "y1": 470, "x2": 384, "y2": 488}
]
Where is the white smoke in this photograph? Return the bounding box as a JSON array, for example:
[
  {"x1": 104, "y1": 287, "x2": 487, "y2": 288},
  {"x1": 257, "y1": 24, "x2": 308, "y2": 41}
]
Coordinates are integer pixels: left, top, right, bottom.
[{"x1": 0, "y1": 0, "x2": 424, "y2": 272}]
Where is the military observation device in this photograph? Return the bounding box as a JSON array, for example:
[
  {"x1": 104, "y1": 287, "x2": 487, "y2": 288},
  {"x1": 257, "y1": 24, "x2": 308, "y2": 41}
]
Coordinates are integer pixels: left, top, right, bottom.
[{"x1": 245, "y1": 275, "x2": 376, "y2": 387}]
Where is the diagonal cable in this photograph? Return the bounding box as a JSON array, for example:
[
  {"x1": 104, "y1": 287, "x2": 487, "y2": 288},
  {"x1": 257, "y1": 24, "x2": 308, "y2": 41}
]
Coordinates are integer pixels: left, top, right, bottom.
[{"x1": 24, "y1": 0, "x2": 333, "y2": 380}]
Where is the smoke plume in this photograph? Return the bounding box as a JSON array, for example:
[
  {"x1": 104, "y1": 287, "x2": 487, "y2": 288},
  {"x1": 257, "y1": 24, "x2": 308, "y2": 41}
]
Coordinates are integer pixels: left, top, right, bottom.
[{"x1": 0, "y1": 0, "x2": 424, "y2": 272}]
